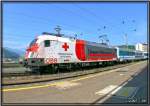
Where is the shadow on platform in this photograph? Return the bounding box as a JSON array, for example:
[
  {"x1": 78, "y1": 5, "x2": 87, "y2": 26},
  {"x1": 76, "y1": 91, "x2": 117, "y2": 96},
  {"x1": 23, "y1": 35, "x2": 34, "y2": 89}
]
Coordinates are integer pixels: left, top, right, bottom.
[{"x1": 92, "y1": 64, "x2": 148, "y2": 105}]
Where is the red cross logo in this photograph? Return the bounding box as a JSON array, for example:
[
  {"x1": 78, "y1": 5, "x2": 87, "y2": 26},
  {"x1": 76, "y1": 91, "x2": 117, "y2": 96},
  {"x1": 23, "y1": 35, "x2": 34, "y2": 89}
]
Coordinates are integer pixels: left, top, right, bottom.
[{"x1": 62, "y1": 42, "x2": 69, "y2": 51}]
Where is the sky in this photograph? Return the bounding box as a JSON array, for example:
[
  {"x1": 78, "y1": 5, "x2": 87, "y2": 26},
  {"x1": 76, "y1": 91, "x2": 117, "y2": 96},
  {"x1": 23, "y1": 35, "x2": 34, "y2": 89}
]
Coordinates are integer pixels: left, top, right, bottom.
[{"x1": 3, "y1": 2, "x2": 148, "y2": 51}]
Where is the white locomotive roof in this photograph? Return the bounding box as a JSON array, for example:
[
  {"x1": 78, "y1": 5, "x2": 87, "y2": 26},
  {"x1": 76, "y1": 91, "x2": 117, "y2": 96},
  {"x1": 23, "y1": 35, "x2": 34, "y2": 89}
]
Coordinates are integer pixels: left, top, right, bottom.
[
  {"x1": 37, "y1": 34, "x2": 75, "y2": 43},
  {"x1": 37, "y1": 34, "x2": 115, "y2": 49}
]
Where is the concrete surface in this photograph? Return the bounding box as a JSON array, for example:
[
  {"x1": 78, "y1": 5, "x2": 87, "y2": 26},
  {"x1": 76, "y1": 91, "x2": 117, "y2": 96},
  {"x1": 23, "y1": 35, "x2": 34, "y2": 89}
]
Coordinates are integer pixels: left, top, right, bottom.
[{"x1": 2, "y1": 61, "x2": 148, "y2": 104}]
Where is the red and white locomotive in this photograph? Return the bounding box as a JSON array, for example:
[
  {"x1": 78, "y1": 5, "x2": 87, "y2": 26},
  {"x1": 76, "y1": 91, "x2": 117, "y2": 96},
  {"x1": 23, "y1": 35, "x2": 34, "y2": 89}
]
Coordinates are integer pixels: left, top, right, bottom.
[{"x1": 24, "y1": 32, "x2": 117, "y2": 72}]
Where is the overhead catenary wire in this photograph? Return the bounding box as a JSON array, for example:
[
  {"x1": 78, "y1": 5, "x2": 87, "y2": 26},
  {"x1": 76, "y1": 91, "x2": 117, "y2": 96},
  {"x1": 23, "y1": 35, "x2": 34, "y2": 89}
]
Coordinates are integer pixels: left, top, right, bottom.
[
  {"x1": 73, "y1": 4, "x2": 137, "y2": 35},
  {"x1": 75, "y1": 4, "x2": 140, "y2": 46},
  {"x1": 4, "y1": 5, "x2": 140, "y2": 46},
  {"x1": 54, "y1": 5, "x2": 104, "y2": 29},
  {"x1": 5, "y1": 11, "x2": 94, "y2": 35}
]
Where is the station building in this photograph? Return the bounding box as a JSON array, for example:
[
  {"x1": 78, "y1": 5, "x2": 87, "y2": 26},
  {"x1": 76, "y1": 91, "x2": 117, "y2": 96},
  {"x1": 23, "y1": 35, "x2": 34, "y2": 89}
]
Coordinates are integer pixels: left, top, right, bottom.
[{"x1": 135, "y1": 43, "x2": 148, "y2": 52}]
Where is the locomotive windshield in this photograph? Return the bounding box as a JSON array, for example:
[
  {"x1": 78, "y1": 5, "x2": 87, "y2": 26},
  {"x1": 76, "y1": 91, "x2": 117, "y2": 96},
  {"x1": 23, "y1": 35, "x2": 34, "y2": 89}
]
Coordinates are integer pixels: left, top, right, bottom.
[{"x1": 29, "y1": 39, "x2": 37, "y2": 47}]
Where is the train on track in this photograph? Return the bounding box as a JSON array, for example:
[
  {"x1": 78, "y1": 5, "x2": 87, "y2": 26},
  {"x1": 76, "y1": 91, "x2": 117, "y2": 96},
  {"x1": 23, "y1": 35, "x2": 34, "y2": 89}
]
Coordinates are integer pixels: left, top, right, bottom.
[{"x1": 22, "y1": 31, "x2": 148, "y2": 73}]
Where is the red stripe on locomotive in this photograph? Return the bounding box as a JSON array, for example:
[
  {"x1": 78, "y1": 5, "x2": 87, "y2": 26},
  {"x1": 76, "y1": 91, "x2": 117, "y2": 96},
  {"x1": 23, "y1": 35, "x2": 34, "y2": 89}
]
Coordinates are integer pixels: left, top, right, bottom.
[
  {"x1": 75, "y1": 39, "x2": 117, "y2": 62},
  {"x1": 25, "y1": 43, "x2": 39, "y2": 59},
  {"x1": 89, "y1": 53, "x2": 115, "y2": 57},
  {"x1": 87, "y1": 58, "x2": 115, "y2": 61},
  {"x1": 88, "y1": 53, "x2": 116, "y2": 61},
  {"x1": 27, "y1": 43, "x2": 39, "y2": 52},
  {"x1": 75, "y1": 40, "x2": 86, "y2": 61}
]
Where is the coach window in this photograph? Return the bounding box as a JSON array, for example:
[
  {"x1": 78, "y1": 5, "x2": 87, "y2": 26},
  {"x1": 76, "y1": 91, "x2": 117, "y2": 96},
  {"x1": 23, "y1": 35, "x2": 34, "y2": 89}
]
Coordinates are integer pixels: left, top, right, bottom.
[{"x1": 44, "y1": 40, "x2": 50, "y2": 47}]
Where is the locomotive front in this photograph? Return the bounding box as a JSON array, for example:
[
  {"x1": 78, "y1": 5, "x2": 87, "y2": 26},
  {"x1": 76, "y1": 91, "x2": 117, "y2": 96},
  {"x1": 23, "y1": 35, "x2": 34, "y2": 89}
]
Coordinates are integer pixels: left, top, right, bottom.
[{"x1": 23, "y1": 37, "x2": 45, "y2": 67}]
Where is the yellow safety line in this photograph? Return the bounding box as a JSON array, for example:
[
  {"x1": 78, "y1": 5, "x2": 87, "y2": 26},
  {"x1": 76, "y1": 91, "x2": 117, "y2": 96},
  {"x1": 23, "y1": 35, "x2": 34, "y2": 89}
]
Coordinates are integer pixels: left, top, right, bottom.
[
  {"x1": 3, "y1": 84, "x2": 50, "y2": 92},
  {"x1": 2, "y1": 69, "x2": 117, "y2": 92},
  {"x1": 2, "y1": 81, "x2": 74, "y2": 92}
]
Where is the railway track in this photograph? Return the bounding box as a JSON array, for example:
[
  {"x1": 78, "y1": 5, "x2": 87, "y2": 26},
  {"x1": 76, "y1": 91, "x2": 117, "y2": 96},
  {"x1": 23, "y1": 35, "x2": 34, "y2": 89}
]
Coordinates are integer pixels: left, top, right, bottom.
[
  {"x1": 2, "y1": 72, "x2": 32, "y2": 77},
  {"x1": 2, "y1": 61, "x2": 144, "y2": 86}
]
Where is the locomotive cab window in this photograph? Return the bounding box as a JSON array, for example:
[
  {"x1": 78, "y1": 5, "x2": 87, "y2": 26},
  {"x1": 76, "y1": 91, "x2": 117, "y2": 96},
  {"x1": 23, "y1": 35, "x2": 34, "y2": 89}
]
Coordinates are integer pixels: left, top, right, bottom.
[{"x1": 44, "y1": 40, "x2": 50, "y2": 47}]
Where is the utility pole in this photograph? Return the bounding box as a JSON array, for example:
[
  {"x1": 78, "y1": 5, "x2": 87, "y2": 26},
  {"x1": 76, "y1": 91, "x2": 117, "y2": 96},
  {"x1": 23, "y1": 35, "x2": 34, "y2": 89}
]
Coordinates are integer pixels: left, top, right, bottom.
[
  {"x1": 122, "y1": 19, "x2": 136, "y2": 51},
  {"x1": 124, "y1": 33, "x2": 128, "y2": 50}
]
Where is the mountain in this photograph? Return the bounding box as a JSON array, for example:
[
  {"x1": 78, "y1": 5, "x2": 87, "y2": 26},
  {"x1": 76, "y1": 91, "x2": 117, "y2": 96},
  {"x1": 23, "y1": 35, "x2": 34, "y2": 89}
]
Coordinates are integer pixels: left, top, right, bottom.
[
  {"x1": 5, "y1": 47, "x2": 25, "y2": 56},
  {"x1": 3, "y1": 47, "x2": 24, "y2": 59}
]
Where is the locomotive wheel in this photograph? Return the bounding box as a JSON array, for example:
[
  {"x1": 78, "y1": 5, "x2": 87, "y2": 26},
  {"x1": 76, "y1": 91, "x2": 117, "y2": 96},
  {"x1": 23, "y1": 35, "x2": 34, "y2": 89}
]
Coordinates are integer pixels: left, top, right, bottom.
[
  {"x1": 38, "y1": 66, "x2": 49, "y2": 74},
  {"x1": 51, "y1": 64, "x2": 59, "y2": 74},
  {"x1": 66, "y1": 64, "x2": 72, "y2": 72},
  {"x1": 102, "y1": 61, "x2": 107, "y2": 67},
  {"x1": 38, "y1": 65, "x2": 58, "y2": 74}
]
